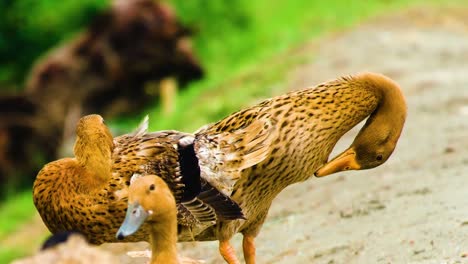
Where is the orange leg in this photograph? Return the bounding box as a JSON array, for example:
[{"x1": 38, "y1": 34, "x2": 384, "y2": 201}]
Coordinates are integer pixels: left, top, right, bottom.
[
  {"x1": 219, "y1": 240, "x2": 240, "y2": 264},
  {"x1": 242, "y1": 235, "x2": 256, "y2": 264}
]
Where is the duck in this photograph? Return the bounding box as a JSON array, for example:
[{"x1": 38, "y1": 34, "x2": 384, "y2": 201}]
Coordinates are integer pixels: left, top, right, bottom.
[
  {"x1": 33, "y1": 114, "x2": 244, "y2": 245},
  {"x1": 187, "y1": 72, "x2": 407, "y2": 263},
  {"x1": 116, "y1": 174, "x2": 180, "y2": 264},
  {"x1": 34, "y1": 72, "x2": 407, "y2": 264}
]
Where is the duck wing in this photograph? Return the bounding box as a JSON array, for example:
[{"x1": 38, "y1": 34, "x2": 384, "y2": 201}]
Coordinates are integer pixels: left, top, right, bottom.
[
  {"x1": 176, "y1": 139, "x2": 245, "y2": 227},
  {"x1": 175, "y1": 178, "x2": 245, "y2": 239},
  {"x1": 113, "y1": 129, "x2": 190, "y2": 202},
  {"x1": 116, "y1": 126, "x2": 244, "y2": 231},
  {"x1": 197, "y1": 178, "x2": 244, "y2": 221},
  {"x1": 193, "y1": 106, "x2": 278, "y2": 196}
]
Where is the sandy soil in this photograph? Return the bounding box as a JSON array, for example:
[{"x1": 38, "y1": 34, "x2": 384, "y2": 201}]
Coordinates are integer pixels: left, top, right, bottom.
[{"x1": 9, "y1": 6, "x2": 468, "y2": 264}]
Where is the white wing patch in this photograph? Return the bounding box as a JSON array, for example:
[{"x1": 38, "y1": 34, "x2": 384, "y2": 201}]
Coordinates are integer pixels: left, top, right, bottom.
[{"x1": 194, "y1": 116, "x2": 277, "y2": 196}]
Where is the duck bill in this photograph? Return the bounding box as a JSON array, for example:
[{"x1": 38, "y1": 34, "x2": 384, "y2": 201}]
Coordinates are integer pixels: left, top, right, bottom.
[
  {"x1": 116, "y1": 202, "x2": 148, "y2": 240},
  {"x1": 314, "y1": 148, "x2": 360, "y2": 177}
]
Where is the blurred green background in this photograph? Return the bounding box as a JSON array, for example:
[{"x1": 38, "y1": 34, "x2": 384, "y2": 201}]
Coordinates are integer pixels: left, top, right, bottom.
[{"x1": 0, "y1": 0, "x2": 464, "y2": 262}]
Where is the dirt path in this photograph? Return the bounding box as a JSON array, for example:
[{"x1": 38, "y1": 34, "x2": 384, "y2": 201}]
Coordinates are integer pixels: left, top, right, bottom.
[{"x1": 9, "y1": 6, "x2": 468, "y2": 264}]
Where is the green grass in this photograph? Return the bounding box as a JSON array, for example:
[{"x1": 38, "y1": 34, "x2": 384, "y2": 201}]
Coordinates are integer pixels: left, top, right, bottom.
[
  {"x1": 1, "y1": 0, "x2": 467, "y2": 263},
  {"x1": 0, "y1": 191, "x2": 35, "y2": 240},
  {"x1": 0, "y1": 247, "x2": 27, "y2": 264},
  {"x1": 0, "y1": 191, "x2": 38, "y2": 263}
]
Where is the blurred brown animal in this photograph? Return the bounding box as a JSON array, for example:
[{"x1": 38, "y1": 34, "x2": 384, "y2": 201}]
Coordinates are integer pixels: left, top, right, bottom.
[{"x1": 0, "y1": 0, "x2": 204, "y2": 194}]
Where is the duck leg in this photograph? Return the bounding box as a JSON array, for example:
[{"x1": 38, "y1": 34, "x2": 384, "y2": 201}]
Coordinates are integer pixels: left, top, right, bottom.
[
  {"x1": 219, "y1": 240, "x2": 240, "y2": 264},
  {"x1": 242, "y1": 235, "x2": 256, "y2": 264}
]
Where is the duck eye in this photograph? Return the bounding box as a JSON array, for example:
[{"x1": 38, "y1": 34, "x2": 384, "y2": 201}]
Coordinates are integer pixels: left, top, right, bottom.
[
  {"x1": 149, "y1": 184, "x2": 155, "y2": 191},
  {"x1": 376, "y1": 154, "x2": 383, "y2": 161}
]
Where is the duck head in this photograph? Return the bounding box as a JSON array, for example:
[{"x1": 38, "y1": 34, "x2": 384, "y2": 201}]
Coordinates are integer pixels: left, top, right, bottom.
[
  {"x1": 315, "y1": 91, "x2": 406, "y2": 177},
  {"x1": 116, "y1": 175, "x2": 176, "y2": 240},
  {"x1": 314, "y1": 130, "x2": 398, "y2": 177}
]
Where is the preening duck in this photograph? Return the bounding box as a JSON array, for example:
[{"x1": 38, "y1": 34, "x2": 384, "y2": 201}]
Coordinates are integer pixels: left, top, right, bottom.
[{"x1": 189, "y1": 72, "x2": 406, "y2": 263}]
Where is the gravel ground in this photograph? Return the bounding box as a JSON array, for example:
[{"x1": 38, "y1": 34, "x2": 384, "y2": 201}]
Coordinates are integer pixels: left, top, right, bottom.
[{"x1": 11, "y1": 6, "x2": 468, "y2": 264}]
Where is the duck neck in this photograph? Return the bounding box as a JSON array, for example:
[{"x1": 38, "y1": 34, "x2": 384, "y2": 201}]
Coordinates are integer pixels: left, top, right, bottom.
[
  {"x1": 350, "y1": 73, "x2": 406, "y2": 147},
  {"x1": 149, "y1": 214, "x2": 178, "y2": 264},
  {"x1": 74, "y1": 137, "x2": 112, "y2": 187}
]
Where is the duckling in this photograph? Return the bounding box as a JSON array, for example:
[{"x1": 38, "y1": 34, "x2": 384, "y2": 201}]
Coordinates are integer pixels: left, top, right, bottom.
[
  {"x1": 33, "y1": 115, "x2": 244, "y2": 245},
  {"x1": 116, "y1": 174, "x2": 179, "y2": 264}
]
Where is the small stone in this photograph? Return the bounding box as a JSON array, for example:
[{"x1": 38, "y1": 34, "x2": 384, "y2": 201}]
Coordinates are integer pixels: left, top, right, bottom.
[{"x1": 444, "y1": 146, "x2": 455, "y2": 153}]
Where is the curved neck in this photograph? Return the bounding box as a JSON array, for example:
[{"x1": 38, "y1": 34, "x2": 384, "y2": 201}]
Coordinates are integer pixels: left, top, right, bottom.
[
  {"x1": 350, "y1": 73, "x2": 406, "y2": 147},
  {"x1": 149, "y1": 213, "x2": 178, "y2": 264},
  {"x1": 74, "y1": 137, "x2": 112, "y2": 184},
  {"x1": 313, "y1": 73, "x2": 406, "y2": 177}
]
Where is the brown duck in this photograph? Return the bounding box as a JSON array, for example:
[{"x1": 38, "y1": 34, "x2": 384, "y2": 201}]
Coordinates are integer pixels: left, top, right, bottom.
[
  {"x1": 116, "y1": 174, "x2": 180, "y2": 264},
  {"x1": 34, "y1": 72, "x2": 406, "y2": 264},
  {"x1": 33, "y1": 115, "x2": 244, "y2": 245}
]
